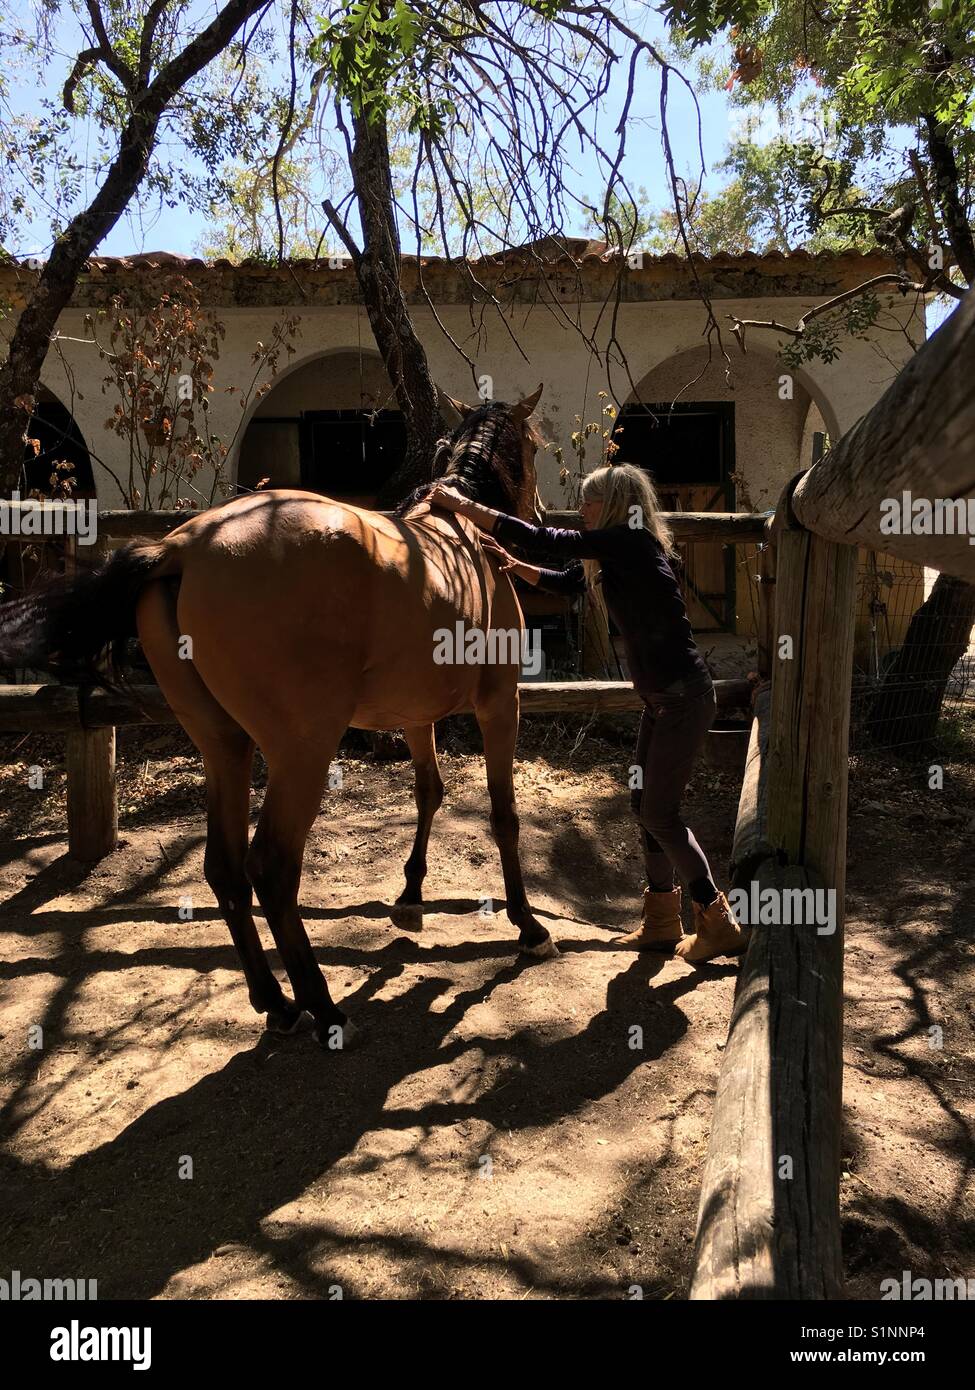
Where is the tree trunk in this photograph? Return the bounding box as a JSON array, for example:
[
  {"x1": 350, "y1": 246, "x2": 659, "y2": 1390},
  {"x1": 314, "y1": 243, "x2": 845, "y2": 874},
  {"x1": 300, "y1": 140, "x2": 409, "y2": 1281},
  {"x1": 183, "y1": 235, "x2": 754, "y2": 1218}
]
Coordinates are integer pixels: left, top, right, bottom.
[
  {"x1": 348, "y1": 112, "x2": 443, "y2": 507},
  {"x1": 0, "y1": 114, "x2": 159, "y2": 493},
  {"x1": 0, "y1": 0, "x2": 270, "y2": 496},
  {"x1": 923, "y1": 113, "x2": 975, "y2": 287},
  {"x1": 869, "y1": 573, "x2": 975, "y2": 750}
]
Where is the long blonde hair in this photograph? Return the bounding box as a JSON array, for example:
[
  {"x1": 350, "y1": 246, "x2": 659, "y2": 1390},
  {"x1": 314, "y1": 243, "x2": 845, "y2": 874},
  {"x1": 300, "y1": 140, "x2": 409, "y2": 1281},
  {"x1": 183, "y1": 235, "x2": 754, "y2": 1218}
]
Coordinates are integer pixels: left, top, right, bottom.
[{"x1": 578, "y1": 463, "x2": 675, "y2": 590}]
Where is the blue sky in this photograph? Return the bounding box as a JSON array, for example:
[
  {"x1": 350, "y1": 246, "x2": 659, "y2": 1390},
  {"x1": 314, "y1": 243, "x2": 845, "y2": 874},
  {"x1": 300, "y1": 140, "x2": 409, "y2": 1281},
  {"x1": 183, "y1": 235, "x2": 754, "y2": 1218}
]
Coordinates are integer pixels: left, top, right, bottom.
[
  {"x1": 6, "y1": 3, "x2": 751, "y2": 261},
  {"x1": 7, "y1": 0, "x2": 950, "y2": 343},
  {"x1": 113, "y1": 52, "x2": 737, "y2": 259}
]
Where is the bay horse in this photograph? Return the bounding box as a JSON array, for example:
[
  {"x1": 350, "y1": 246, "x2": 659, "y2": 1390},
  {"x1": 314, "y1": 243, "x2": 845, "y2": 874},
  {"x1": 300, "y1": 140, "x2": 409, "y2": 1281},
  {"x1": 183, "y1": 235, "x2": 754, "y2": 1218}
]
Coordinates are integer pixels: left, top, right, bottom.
[{"x1": 0, "y1": 387, "x2": 557, "y2": 1048}]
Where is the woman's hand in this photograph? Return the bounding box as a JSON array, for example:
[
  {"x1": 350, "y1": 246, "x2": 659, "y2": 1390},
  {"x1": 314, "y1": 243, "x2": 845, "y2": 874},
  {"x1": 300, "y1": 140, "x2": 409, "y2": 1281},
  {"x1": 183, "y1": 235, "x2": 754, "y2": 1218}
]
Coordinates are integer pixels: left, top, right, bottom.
[
  {"x1": 479, "y1": 532, "x2": 539, "y2": 585},
  {"x1": 479, "y1": 532, "x2": 515, "y2": 571},
  {"x1": 427, "y1": 481, "x2": 470, "y2": 513}
]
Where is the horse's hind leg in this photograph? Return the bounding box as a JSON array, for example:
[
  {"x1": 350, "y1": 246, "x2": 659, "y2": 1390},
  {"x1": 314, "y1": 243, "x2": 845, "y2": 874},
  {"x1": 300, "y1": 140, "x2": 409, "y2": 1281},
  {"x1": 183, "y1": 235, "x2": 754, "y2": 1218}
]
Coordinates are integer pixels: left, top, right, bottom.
[
  {"x1": 395, "y1": 723, "x2": 444, "y2": 912},
  {"x1": 201, "y1": 733, "x2": 303, "y2": 1032},
  {"x1": 246, "y1": 723, "x2": 355, "y2": 1048},
  {"x1": 475, "y1": 703, "x2": 557, "y2": 959},
  {"x1": 136, "y1": 582, "x2": 300, "y2": 1032}
]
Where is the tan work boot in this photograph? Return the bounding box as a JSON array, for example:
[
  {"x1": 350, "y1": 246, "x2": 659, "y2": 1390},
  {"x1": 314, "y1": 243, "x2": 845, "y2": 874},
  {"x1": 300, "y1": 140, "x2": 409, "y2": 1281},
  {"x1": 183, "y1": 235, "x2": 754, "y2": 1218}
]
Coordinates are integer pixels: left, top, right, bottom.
[
  {"x1": 675, "y1": 890, "x2": 750, "y2": 963},
  {"x1": 616, "y1": 886, "x2": 683, "y2": 951}
]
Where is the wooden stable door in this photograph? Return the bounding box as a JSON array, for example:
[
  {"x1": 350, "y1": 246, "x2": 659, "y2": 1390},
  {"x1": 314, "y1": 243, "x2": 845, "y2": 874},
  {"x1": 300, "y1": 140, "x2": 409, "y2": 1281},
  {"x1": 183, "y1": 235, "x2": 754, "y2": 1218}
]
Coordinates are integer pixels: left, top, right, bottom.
[{"x1": 670, "y1": 483, "x2": 735, "y2": 632}]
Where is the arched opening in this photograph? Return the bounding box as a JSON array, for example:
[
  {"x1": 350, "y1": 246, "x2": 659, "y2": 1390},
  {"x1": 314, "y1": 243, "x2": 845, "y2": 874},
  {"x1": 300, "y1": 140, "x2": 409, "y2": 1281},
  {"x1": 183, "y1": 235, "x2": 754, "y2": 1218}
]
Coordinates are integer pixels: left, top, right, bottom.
[
  {"x1": 609, "y1": 344, "x2": 834, "y2": 651},
  {"x1": 617, "y1": 343, "x2": 829, "y2": 512},
  {"x1": 235, "y1": 350, "x2": 407, "y2": 506},
  {"x1": 1, "y1": 388, "x2": 95, "y2": 595},
  {"x1": 21, "y1": 387, "x2": 95, "y2": 499}
]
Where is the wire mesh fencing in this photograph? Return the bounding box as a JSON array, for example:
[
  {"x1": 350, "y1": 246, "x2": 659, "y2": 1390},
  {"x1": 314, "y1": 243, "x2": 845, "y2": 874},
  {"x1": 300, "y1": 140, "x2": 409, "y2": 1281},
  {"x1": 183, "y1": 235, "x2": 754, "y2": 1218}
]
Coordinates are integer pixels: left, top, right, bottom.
[{"x1": 850, "y1": 550, "x2": 975, "y2": 760}]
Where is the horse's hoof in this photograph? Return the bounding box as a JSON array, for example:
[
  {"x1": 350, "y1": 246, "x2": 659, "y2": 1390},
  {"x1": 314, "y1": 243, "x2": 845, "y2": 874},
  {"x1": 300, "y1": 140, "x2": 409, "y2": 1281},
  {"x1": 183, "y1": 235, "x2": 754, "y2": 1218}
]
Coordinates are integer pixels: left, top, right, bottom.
[
  {"x1": 312, "y1": 1017, "x2": 362, "y2": 1051},
  {"x1": 390, "y1": 901, "x2": 423, "y2": 931},
  {"x1": 520, "y1": 936, "x2": 559, "y2": 961},
  {"x1": 265, "y1": 1005, "x2": 305, "y2": 1035}
]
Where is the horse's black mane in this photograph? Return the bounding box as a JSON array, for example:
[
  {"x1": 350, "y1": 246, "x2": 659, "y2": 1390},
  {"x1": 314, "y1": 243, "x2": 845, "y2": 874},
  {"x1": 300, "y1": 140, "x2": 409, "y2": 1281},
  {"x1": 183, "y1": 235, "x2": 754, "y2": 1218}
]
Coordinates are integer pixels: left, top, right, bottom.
[{"x1": 394, "y1": 401, "x2": 525, "y2": 517}]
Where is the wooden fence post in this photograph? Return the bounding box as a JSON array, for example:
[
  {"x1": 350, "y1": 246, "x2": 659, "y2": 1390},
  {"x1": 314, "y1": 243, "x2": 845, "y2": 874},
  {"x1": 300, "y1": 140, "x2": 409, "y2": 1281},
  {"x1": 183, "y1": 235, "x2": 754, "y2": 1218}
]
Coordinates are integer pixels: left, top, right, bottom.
[
  {"x1": 755, "y1": 520, "x2": 776, "y2": 680},
  {"x1": 690, "y1": 494, "x2": 858, "y2": 1299},
  {"x1": 62, "y1": 536, "x2": 118, "y2": 862},
  {"x1": 66, "y1": 724, "x2": 118, "y2": 862}
]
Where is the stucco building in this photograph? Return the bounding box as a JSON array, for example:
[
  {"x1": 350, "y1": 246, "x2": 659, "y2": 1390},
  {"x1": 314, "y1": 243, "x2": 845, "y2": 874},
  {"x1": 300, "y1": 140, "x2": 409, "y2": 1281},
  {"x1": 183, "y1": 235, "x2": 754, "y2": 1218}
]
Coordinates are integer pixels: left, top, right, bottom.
[{"x1": 1, "y1": 241, "x2": 928, "y2": 677}]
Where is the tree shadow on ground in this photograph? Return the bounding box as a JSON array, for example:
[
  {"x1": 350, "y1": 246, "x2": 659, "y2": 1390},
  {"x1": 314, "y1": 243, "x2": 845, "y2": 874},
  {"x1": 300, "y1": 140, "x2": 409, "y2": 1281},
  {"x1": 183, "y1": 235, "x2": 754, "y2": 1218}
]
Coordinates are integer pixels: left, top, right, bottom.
[{"x1": 0, "y1": 816, "x2": 724, "y2": 1299}]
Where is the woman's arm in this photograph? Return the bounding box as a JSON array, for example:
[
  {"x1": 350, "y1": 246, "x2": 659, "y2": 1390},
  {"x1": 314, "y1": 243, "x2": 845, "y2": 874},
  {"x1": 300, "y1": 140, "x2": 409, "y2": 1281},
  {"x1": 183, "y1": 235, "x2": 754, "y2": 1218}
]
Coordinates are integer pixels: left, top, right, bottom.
[
  {"x1": 531, "y1": 561, "x2": 587, "y2": 597},
  {"x1": 426, "y1": 481, "x2": 626, "y2": 563},
  {"x1": 478, "y1": 530, "x2": 585, "y2": 597},
  {"x1": 425, "y1": 482, "x2": 504, "y2": 535}
]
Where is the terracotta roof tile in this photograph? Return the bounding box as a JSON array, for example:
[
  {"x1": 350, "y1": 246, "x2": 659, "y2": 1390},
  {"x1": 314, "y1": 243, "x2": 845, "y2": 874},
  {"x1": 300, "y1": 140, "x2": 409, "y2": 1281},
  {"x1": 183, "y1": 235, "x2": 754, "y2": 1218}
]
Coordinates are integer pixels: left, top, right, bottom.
[{"x1": 11, "y1": 240, "x2": 889, "y2": 276}]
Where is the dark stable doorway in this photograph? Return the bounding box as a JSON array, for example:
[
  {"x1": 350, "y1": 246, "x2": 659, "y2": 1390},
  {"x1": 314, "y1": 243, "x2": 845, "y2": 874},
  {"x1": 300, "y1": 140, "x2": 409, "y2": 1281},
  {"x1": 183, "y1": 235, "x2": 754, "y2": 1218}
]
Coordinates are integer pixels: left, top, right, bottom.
[
  {"x1": 299, "y1": 409, "x2": 405, "y2": 500},
  {"x1": 612, "y1": 401, "x2": 736, "y2": 632},
  {"x1": 22, "y1": 399, "x2": 95, "y2": 497}
]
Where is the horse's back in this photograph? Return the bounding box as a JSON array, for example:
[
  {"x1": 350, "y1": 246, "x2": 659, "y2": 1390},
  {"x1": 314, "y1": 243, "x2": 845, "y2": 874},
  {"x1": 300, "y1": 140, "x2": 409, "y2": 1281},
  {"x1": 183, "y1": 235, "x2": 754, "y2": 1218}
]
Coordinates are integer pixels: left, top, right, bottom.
[
  {"x1": 157, "y1": 489, "x2": 520, "y2": 737},
  {"x1": 170, "y1": 489, "x2": 472, "y2": 584}
]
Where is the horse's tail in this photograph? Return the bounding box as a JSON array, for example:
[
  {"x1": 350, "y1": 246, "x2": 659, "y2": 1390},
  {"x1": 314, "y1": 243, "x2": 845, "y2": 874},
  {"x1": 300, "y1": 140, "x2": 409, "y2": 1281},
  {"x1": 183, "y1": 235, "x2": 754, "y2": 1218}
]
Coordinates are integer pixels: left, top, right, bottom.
[{"x1": 0, "y1": 541, "x2": 176, "y2": 684}]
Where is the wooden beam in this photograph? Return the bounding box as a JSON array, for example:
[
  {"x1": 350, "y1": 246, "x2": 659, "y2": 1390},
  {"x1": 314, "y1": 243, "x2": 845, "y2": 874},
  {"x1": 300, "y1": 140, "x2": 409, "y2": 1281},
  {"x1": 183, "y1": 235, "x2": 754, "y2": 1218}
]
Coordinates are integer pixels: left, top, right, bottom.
[
  {"x1": 767, "y1": 528, "x2": 858, "y2": 900},
  {"x1": 791, "y1": 287, "x2": 975, "y2": 580},
  {"x1": 0, "y1": 683, "x2": 176, "y2": 731},
  {"x1": 519, "y1": 677, "x2": 751, "y2": 714},
  {"x1": 0, "y1": 501, "x2": 770, "y2": 548},
  {"x1": 97, "y1": 508, "x2": 198, "y2": 538},
  {"x1": 544, "y1": 510, "x2": 769, "y2": 543},
  {"x1": 755, "y1": 522, "x2": 776, "y2": 680},
  {"x1": 91, "y1": 507, "x2": 770, "y2": 544},
  {"x1": 692, "y1": 855, "x2": 837, "y2": 1299},
  {"x1": 59, "y1": 535, "x2": 119, "y2": 861},
  {"x1": 0, "y1": 678, "x2": 755, "y2": 731},
  {"x1": 1, "y1": 677, "x2": 754, "y2": 870}
]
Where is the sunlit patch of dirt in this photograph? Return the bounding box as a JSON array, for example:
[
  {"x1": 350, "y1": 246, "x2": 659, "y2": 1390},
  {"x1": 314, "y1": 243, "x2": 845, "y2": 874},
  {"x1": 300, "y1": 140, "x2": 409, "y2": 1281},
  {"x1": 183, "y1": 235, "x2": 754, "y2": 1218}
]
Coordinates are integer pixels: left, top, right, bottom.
[{"x1": 0, "y1": 723, "x2": 971, "y2": 1299}]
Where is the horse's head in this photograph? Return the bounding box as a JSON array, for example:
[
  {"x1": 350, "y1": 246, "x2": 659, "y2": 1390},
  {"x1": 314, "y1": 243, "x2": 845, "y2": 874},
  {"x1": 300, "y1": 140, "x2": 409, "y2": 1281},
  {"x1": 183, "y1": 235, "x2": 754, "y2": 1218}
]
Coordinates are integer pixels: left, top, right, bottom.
[{"x1": 437, "y1": 385, "x2": 544, "y2": 522}]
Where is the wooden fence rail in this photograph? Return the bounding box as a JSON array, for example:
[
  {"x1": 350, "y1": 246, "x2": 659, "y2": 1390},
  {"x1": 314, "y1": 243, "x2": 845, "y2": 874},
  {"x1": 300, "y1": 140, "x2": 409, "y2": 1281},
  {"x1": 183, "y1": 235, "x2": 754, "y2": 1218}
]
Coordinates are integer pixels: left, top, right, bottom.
[
  {"x1": 24, "y1": 506, "x2": 769, "y2": 545},
  {"x1": 0, "y1": 677, "x2": 753, "y2": 732},
  {"x1": 0, "y1": 501, "x2": 770, "y2": 545},
  {"x1": 790, "y1": 285, "x2": 975, "y2": 581},
  {"x1": 0, "y1": 678, "x2": 755, "y2": 860}
]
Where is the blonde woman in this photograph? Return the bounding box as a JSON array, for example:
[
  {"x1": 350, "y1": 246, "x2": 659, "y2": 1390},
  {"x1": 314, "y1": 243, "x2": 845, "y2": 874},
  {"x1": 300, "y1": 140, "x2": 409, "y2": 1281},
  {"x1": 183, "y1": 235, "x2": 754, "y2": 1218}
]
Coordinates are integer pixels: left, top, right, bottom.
[{"x1": 428, "y1": 462, "x2": 748, "y2": 962}]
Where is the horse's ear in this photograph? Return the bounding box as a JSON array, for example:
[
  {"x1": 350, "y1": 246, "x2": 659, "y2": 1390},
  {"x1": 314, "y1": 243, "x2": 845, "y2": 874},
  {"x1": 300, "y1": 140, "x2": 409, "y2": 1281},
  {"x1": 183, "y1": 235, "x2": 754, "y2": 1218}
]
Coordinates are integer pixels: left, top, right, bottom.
[
  {"x1": 440, "y1": 392, "x2": 474, "y2": 423},
  {"x1": 512, "y1": 383, "x2": 543, "y2": 422}
]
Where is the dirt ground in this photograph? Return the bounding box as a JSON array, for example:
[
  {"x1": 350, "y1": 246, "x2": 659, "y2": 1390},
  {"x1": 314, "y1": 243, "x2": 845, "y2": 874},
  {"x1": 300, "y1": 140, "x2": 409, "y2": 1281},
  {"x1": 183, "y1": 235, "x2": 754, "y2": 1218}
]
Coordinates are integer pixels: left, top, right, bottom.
[{"x1": 0, "y1": 714, "x2": 972, "y2": 1300}]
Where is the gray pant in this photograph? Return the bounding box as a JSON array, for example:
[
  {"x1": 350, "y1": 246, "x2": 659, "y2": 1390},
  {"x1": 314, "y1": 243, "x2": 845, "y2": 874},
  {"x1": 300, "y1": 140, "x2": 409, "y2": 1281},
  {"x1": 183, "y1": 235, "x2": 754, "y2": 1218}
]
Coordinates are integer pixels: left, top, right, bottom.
[{"x1": 629, "y1": 682, "x2": 717, "y2": 891}]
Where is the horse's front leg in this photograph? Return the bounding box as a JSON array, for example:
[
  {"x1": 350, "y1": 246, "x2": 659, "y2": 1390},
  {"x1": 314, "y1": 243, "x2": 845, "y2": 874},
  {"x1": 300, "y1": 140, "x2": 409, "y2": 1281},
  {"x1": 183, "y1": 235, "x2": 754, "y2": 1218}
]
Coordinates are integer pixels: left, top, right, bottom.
[
  {"x1": 394, "y1": 723, "x2": 444, "y2": 914},
  {"x1": 475, "y1": 703, "x2": 558, "y2": 959}
]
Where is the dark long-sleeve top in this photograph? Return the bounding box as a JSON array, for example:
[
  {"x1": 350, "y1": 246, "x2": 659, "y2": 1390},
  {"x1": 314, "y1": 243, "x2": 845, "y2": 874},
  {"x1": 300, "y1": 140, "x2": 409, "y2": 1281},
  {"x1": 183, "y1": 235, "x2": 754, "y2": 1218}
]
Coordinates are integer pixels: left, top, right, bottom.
[{"x1": 494, "y1": 514, "x2": 712, "y2": 697}]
